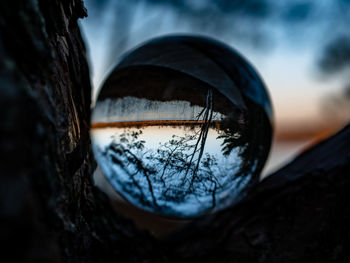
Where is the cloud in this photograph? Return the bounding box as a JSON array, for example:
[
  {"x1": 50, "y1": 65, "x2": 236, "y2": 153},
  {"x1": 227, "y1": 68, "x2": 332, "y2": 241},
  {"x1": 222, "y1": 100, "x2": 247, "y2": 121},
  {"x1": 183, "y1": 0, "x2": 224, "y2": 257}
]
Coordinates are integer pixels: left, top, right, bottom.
[{"x1": 318, "y1": 36, "x2": 350, "y2": 75}]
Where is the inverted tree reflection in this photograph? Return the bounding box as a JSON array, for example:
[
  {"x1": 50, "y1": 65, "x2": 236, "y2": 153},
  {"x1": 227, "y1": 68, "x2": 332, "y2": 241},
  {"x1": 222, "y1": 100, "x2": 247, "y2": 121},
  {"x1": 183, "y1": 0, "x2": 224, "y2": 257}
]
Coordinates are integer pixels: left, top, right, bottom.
[{"x1": 96, "y1": 90, "x2": 253, "y2": 216}]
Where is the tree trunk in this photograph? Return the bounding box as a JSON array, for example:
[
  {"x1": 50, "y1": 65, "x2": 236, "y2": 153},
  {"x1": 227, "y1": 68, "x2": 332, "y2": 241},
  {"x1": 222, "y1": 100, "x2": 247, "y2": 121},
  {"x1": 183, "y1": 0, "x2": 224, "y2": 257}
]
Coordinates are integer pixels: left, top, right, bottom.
[
  {"x1": 0, "y1": 1, "x2": 349, "y2": 262},
  {"x1": 0, "y1": 1, "x2": 161, "y2": 262}
]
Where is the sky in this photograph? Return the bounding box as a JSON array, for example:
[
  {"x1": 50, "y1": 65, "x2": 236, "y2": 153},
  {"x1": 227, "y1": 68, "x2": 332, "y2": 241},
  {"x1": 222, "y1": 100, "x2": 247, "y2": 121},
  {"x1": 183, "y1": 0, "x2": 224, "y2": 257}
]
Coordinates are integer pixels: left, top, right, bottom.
[{"x1": 79, "y1": 0, "x2": 350, "y2": 130}]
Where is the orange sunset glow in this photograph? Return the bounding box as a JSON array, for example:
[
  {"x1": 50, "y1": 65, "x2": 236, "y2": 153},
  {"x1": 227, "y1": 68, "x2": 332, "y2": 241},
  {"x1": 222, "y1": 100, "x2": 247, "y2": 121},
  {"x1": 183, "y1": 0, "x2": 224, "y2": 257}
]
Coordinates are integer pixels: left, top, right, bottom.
[{"x1": 91, "y1": 120, "x2": 221, "y2": 129}]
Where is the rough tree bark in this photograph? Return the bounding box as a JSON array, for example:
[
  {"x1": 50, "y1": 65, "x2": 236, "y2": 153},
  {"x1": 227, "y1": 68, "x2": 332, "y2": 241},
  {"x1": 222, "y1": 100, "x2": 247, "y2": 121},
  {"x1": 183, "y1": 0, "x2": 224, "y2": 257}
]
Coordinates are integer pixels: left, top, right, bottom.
[
  {"x1": 0, "y1": 1, "x2": 349, "y2": 262},
  {"x1": 0, "y1": 1, "x2": 161, "y2": 262}
]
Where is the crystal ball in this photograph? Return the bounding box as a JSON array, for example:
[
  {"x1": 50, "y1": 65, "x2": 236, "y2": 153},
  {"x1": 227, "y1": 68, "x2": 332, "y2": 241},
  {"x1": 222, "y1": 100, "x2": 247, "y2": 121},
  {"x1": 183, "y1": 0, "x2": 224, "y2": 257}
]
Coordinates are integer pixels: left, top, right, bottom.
[{"x1": 91, "y1": 35, "x2": 273, "y2": 218}]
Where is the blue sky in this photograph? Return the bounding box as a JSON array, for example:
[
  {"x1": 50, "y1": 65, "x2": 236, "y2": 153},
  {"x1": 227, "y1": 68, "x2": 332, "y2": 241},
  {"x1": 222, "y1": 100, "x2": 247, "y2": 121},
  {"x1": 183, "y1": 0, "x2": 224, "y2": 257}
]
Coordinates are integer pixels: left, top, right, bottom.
[{"x1": 79, "y1": 0, "x2": 350, "y2": 128}]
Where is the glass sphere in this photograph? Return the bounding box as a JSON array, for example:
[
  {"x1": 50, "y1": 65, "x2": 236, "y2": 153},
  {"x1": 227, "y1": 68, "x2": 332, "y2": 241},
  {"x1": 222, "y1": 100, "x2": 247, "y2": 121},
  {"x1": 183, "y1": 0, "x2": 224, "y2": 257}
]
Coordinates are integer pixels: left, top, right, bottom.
[{"x1": 91, "y1": 35, "x2": 273, "y2": 218}]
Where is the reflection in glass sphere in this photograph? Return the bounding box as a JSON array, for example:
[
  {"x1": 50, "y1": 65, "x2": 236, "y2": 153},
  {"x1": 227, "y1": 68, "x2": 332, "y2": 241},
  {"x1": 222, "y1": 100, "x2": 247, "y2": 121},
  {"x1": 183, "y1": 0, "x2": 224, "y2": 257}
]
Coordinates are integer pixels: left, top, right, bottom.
[{"x1": 91, "y1": 36, "x2": 273, "y2": 218}]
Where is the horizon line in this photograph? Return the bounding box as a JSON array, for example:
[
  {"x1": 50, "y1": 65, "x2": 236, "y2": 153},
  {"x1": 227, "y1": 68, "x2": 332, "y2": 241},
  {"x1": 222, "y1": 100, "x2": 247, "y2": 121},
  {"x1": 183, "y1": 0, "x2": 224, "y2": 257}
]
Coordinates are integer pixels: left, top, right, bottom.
[{"x1": 91, "y1": 120, "x2": 221, "y2": 129}]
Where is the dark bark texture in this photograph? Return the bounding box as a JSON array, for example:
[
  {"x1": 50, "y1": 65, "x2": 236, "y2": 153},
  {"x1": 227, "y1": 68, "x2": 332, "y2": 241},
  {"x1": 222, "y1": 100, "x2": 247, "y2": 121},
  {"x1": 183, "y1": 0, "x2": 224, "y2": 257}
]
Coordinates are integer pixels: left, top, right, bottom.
[
  {"x1": 0, "y1": 1, "x2": 161, "y2": 262},
  {"x1": 0, "y1": 1, "x2": 349, "y2": 262}
]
